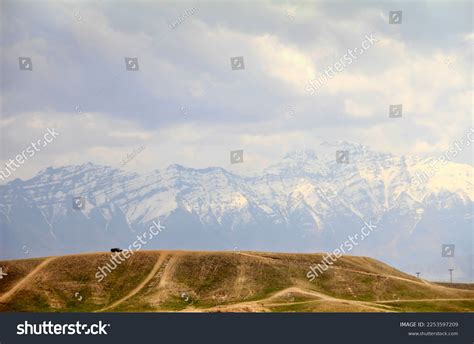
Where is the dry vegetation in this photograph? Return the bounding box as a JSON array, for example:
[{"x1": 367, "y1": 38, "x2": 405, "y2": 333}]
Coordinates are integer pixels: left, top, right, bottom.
[{"x1": 0, "y1": 250, "x2": 473, "y2": 312}]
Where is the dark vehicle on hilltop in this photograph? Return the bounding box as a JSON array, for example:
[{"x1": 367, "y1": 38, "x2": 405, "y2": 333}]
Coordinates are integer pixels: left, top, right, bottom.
[{"x1": 110, "y1": 248, "x2": 123, "y2": 253}]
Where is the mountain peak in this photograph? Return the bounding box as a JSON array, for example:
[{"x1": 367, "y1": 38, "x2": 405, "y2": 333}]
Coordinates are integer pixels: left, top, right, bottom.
[
  {"x1": 36, "y1": 162, "x2": 106, "y2": 176},
  {"x1": 320, "y1": 140, "x2": 367, "y2": 151},
  {"x1": 283, "y1": 149, "x2": 318, "y2": 161}
]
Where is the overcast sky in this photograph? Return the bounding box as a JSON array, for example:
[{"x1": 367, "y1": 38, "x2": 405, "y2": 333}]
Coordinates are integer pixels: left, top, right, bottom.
[{"x1": 1, "y1": 0, "x2": 472, "y2": 182}]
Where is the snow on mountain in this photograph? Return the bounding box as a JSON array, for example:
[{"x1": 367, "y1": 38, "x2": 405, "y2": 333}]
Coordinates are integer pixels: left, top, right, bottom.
[{"x1": 0, "y1": 142, "x2": 472, "y2": 281}]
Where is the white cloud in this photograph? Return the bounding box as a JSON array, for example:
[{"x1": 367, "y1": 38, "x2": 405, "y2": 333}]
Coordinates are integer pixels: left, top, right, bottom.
[
  {"x1": 1, "y1": 0, "x2": 472, "y2": 181},
  {"x1": 108, "y1": 131, "x2": 152, "y2": 140},
  {"x1": 253, "y1": 34, "x2": 316, "y2": 92},
  {"x1": 344, "y1": 99, "x2": 375, "y2": 118}
]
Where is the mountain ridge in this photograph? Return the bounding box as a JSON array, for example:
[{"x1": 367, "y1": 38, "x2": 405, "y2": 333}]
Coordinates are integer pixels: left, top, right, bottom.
[{"x1": 0, "y1": 144, "x2": 472, "y2": 281}]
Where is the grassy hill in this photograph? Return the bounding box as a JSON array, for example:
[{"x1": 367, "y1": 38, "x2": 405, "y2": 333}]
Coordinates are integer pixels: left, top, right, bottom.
[{"x1": 1, "y1": 250, "x2": 473, "y2": 312}]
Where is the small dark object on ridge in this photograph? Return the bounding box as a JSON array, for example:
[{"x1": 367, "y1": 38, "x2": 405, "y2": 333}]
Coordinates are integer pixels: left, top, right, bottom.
[{"x1": 110, "y1": 248, "x2": 123, "y2": 253}]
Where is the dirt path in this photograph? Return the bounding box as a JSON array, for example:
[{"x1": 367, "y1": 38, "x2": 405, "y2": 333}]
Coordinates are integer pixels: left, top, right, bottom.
[
  {"x1": 0, "y1": 257, "x2": 56, "y2": 303},
  {"x1": 265, "y1": 287, "x2": 473, "y2": 309},
  {"x1": 263, "y1": 299, "x2": 394, "y2": 312},
  {"x1": 199, "y1": 286, "x2": 391, "y2": 313},
  {"x1": 97, "y1": 253, "x2": 169, "y2": 312},
  {"x1": 272, "y1": 287, "x2": 392, "y2": 312},
  {"x1": 158, "y1": 253, "x2": 182, "y2": 288},
  {"x1": 270, "y1": 287, "x2": 333, "y2": 300},
  {"x1": 238, "y1": 252, "x2": 283, "y2": 263},
  {"x1": 333, "y1": 266, "x2": 432, "y2": 287},
  {"x1": 377, "y1": 298, "x2": 474, "y2": 303}
]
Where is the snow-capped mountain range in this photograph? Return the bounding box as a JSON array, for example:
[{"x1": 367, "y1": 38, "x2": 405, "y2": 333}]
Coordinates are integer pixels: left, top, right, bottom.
[{"x1": 0, "y1": 141, "x2": 472, "y2": 281}]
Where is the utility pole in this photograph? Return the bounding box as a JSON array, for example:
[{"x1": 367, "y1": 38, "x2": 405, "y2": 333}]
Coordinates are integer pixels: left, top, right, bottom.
[
  {"x1": 416, "y1": 272, "x2": 420, "y2": 279},
  {"x1": 448, "y1": 269, "x2": 454, "y2": 284}
]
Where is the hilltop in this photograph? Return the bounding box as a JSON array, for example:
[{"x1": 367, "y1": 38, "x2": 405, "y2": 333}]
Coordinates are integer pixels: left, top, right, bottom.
[{"x1": 1, "y1": 251, "x2": 473, "y2": 312}]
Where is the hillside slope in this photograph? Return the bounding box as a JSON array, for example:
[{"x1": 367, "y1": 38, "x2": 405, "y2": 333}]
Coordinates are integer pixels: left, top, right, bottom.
[{"x1": 0, "y1": 251, "x2": 473, "y2": 312}]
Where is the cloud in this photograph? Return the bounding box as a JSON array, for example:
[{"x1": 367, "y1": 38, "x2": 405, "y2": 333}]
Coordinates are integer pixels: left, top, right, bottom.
[
  {"x1": 253, "y1": 34, "x2": 316, "y2": 91},
  {"x1": 1, "y1": 0, "x2": 472, "y2": 180},
  {"x1": 344, "y1": 99, "x2": 375, "y2": 118},
  {"x1": 108, "y1": 131, "x2": 152, "y2": 140}
]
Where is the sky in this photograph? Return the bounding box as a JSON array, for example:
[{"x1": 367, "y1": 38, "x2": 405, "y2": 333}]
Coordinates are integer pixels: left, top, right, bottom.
[{"x1": 1, "y1": 0, "x2": 472, "y2": 182}]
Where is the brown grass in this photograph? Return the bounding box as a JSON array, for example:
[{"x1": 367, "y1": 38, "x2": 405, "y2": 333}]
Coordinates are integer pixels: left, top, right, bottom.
[{"x1": 1, "y1": 250, "x2": 473, "y2": 312}]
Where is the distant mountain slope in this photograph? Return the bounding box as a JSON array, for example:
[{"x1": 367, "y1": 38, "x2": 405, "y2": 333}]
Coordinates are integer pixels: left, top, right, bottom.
[
  {"x1": 0, "y1": 251, "x2": 473, "y2": 312},
  {"x1": 0, "y1": 142, "x2": 472, "y2": 281}
]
